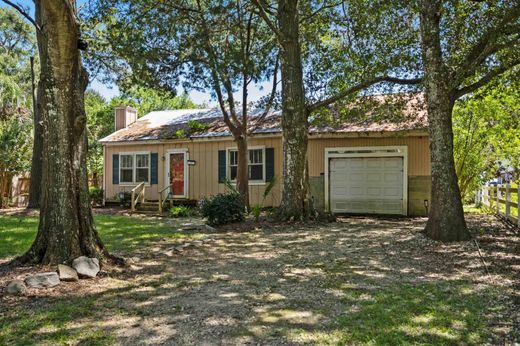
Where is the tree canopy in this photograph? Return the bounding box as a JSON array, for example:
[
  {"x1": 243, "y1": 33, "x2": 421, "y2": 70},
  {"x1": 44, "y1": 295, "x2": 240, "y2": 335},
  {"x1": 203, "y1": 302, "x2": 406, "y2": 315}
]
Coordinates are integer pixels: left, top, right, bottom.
[{"x1": 454, "y1": 76, "x2": 520, "y2": 200}]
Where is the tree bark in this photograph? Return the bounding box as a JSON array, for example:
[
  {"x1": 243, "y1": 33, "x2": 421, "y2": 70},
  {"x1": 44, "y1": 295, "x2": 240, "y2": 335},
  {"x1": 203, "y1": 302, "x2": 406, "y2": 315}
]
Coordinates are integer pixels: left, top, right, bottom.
[
  {"x1": 235, "y1": 134, "x2": 250, "y2": 209},
  {"x1": 27, "y1": 56, "x2": 42, "y2": 208},
  {"x1": 17, "y1": 0, "x2": 110, "y2": 265},
  {"x1": 275, "y1": 0, "x2": 311, "y2": 220},
  {"x1": 420, "y1": 0, "x2": 470, "y2": 241}
]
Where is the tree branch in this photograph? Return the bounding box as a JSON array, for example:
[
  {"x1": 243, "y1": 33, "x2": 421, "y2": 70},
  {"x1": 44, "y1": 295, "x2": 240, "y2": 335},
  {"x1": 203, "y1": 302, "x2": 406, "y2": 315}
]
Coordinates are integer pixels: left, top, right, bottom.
[
  {"x1": 307, "y1": 76, "x2": 423, "y2": 112},
  {"x1": 452, "y1": 4, "x2": 520, "y2": 86},
  {"x1": 250, "y1": 0, "x2": 283, "y2": 43},
  {"x1": 248, "y1": 54, "x2": 280, "y2": 135},
  {"x1": 300, "y1": 1, "x2": 343, "y2": 23},
  {"x1": 1, "y1": 0, "x2": 40, "y2": 30},
  {"x1": 454, "y1": 61, "x2": 520, "y2": 99}
]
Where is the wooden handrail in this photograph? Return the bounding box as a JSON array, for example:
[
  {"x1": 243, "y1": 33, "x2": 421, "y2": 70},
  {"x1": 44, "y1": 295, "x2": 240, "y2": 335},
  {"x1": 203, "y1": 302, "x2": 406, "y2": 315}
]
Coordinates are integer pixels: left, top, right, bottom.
[
  {"x1": 131, "y1": 182, "x2": 146, "y2": 212},
  {"x1": 158, "y1": 185, "x2": 171, "y2": 214}
]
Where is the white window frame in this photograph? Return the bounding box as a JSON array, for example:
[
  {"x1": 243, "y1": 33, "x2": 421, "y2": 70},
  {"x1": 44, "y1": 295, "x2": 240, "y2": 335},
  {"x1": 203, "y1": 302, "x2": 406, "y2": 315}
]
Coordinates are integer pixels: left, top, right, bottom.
[
  {"x1": 226, "y1": 146, "x2": 266, "y2": 185},
  {"x1": 118, "y1": 151, "x2": 151, "y2": 185},
  {"x1": 164, "y1": 148, "x2": 189, "y2": 198},
  {"x1": 324, "y1": 146, "x2": 408, "y2": 215}
]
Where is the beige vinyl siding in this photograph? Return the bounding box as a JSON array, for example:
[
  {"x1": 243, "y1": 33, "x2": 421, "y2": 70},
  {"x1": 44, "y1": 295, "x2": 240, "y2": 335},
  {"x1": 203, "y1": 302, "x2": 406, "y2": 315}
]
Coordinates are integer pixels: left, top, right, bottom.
[
  {"x1": 104, "y1": 137, "x2": 283, "y2": 207},
  {"x1": 307, "y1": 135, "x2": 430, "y2": 177},
  {"x1": 103, "y1": 133, "x2": 429, "y2": 207}
]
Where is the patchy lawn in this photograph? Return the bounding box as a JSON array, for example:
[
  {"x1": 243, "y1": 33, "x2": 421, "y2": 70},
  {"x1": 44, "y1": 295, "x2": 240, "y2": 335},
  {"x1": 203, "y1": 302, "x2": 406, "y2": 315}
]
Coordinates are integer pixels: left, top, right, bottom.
[
  {"x1": 0, "y1": 213, "x2": 518, "y2": 345},
  {"x1": 0, "y1": 214, "x2": 202, "y2": 259}
]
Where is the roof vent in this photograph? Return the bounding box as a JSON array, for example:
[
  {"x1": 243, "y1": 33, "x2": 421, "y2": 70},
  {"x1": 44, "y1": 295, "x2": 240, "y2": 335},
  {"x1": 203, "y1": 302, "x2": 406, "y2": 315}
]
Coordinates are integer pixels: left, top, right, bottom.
[{"x1": 114, "y1": 106, "x2": 137, "y2": 131}]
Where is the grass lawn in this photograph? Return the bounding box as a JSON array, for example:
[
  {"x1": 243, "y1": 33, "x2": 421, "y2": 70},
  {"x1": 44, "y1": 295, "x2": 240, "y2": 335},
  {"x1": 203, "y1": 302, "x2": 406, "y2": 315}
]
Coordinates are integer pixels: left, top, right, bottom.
[
  {"x1": 0, "y1": 215, "x2": 198, "y2": 260},
  {"x1": 0, "y1": 213, "x2": 517, "y2": 345}
]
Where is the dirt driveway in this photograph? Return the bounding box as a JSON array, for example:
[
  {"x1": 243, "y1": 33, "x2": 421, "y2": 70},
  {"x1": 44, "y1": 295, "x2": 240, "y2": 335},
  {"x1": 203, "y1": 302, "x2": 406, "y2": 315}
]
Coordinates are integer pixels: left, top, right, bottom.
[{"x1": 1, "y1": 214, "x2": 518, "y2": 345}]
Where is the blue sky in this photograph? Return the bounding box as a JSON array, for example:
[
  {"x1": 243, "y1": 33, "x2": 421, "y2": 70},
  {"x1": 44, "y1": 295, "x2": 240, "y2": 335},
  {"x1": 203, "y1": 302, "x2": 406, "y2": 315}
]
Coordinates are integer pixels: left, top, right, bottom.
[{"x1": 3, "y1": 0, "x2": 271, "y2": 106}]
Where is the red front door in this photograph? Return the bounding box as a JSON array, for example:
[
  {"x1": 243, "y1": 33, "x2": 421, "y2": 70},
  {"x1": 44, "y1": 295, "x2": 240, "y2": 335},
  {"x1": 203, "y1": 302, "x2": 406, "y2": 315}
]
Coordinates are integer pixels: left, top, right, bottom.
[{"x1": 170, "y1": 153, "x2": 185, "y2": 196}]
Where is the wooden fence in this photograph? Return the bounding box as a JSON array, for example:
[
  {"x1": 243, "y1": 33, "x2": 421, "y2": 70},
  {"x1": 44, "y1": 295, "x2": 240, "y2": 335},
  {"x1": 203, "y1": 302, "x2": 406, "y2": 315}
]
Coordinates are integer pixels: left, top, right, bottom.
[{"x1": 477, "y1": 184, "x2": 519, "y2": 226}]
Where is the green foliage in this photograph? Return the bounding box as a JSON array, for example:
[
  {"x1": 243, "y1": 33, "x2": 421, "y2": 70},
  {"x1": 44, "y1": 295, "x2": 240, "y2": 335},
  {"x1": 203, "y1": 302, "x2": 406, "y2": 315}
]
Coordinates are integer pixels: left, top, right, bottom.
[
  {"x1": 0, "y1": 7, "x2": 36, "y2": 118},
  {"x1": 88, "y1": 186, "x2": 104, "y2": 206},
  {"x1": 187, "y1": 120, "x2": 210, "y2": 133},
  {"x1": 0, "y1": 113, "x2": 32, "y2": 208},
  {"x1": 250, "y1": 177, "x2": 277, "y2": 222},
  {"x1": 169, "y1": 205, "x2": 194, "y2": 218},
  {"x1": 200, "y1": 192, "x2": 245, "y2": 226},
  {"x1": 174, "y1": 129, "x2": 185, "y2": 138},
  {"x1": 115, "y1": 191, "x2": 131, "y2": 207},
  {"x1": 453, "y1": 78, "x2": 520, "y2": 200},
  {"x1": 0, "y1": 8, "x2": 34, "y2": 182},
  {"x1": 84, "y1": 86, "x2": 199, "y2": 176},
  {"x1": 250, "y1": 205, "x2": 262, "y2": 222}
]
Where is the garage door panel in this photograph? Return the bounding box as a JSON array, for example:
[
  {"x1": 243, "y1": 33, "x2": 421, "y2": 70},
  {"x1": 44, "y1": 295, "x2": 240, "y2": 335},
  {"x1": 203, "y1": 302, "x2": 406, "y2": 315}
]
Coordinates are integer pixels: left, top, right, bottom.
[
  {"x1": 384, "y1": 173, "x2": 400, "y2": 183},
  {"x1": 366, "y1": 158, "x2": 383, "y2": 168},
  {"x1": 349, "y1": 158, "x2": 364, "y2": 168},
  {"x1": 350, "y1": 173, "x2": 365, "y2": 182},
  {"x1": 330, "y1": 157, "x2": 404, "y2": 215},
  {"x1": 366, "y1": 173, "x2": 382, "y2": 182},
  {"x1": 384, "y1": 158, "x2": 402, "y2": 168}
]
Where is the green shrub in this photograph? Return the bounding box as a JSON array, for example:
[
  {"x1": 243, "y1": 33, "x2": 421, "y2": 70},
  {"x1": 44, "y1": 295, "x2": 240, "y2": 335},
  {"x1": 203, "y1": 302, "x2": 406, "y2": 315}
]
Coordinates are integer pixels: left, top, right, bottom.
[
  {"x1": 251, "y1": 204, "x2": 262, "y2": 222},
  {"x1": 116, "y1": 191, "x2": 132, "y2": 207},
  {"x1": 199, "y1": 192, "x2": 245, "y2": 226},
  {"x1": 89, "y1": 187, "x2": 104, "y2": 206},
  {"x1": 169, "y1": 205, "x2": 193, "y2": 218}
]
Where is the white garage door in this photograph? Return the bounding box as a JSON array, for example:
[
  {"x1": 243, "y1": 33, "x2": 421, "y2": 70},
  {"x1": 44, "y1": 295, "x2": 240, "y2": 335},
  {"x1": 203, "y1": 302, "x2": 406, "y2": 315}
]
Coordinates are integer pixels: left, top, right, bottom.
[{"x1": 330, "y1": 157, "x2": 404, "y2": 215}]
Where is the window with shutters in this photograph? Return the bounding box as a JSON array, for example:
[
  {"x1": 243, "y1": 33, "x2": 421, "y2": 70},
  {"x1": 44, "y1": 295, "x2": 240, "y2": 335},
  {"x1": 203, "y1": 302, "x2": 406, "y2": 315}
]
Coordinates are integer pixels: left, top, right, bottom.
[
  {"x1": 135, "y1": 154, "x2": 149, "y2": 182},
  {"x1": 227, "y1": 147, "x2": 265, "y2": 183},
  {"x1": 119, "y1": 152, "x2": 150, "y2": 184}
]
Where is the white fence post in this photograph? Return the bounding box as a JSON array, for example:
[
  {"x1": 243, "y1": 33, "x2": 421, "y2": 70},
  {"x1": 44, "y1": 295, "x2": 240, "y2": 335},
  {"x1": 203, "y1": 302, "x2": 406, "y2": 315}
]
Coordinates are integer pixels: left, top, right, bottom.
[
  {"x1": 505, "y1": 184, "x2": 511, "y2": 219},
  {"x1": 496, "y1": 185, "x2": 500, "y2": 214}
]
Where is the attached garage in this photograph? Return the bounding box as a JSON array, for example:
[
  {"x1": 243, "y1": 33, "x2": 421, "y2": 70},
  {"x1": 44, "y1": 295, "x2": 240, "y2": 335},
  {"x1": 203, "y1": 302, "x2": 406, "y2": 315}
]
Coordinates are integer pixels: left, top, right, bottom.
[{"x1": 325, "y1": 146, "x2": 408, "y2": 215}]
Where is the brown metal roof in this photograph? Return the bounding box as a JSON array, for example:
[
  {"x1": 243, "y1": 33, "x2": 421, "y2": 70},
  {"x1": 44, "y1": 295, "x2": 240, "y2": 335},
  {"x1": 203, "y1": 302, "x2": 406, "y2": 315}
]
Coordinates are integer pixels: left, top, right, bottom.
[{"x1": 100, "y1": 93, "x2": 427, "y2": 143}]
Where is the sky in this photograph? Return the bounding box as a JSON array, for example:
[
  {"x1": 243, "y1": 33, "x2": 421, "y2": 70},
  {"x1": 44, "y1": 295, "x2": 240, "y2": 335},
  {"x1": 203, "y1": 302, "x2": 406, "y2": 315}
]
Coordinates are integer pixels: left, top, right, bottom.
[{"x1": 3, "y1": 0, "x2": 272, "y2": 107}]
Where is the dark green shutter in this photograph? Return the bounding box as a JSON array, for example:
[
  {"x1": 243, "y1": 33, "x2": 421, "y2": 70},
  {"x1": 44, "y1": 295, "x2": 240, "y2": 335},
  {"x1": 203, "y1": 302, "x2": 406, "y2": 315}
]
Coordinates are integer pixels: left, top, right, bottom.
[
  {"x1": 218, "y1": 150, "x2": 226, "y2": 183},
  {"x1": 112, "y1": 154, "x2": 119, "y2": 184},
  {"x1": 150, "y1": 153, "x2": 158, "y2": 184},
  {"x1": 265, "y1": 148, "x2": 274, "y2": 182}
]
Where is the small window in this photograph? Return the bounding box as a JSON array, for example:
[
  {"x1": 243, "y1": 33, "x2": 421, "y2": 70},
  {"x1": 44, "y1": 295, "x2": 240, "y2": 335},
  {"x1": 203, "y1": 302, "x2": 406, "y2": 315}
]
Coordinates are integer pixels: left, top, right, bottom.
[
  {"x1": 229, "y1": 150, "x2": 238, "y2": 181},
  {"x1": 249, "y1": 149, "x2": 263, "y2": 181},
  {"x1": 227, "y1": 148, "x2": 264, "y2": 182},
  {"x1": 135, "y1": 154, "x2": 149, "y2": 182},
  {"x1": 120, "y1": 154, "x2": 133, "y2": 183}
]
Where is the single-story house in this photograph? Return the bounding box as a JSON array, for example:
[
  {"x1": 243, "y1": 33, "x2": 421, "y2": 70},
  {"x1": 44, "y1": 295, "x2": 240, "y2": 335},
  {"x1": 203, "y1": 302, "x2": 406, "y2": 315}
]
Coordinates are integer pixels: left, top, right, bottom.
[{"x1": 100, "y1": 94, "x2": 431, "y2": 216}]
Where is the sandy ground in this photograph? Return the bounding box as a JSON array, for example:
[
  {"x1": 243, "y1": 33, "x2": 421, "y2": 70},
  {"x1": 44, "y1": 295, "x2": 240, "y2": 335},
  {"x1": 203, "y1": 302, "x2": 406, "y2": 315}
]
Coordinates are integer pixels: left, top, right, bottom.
[{"x1": 0, "y1": 213, "x2": 518, "y2": 345}]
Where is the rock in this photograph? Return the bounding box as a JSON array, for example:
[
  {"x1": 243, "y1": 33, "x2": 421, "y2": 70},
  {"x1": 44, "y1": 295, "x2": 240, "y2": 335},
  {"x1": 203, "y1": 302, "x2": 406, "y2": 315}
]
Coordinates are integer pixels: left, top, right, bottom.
[
  {"x1": 58, "y1": 264, "x2": 78, "y2": 282},
  {"x1": 6, "y1": 280, "x2": 26, "y2": 295},
  {"x1": 204, "y1": 224, "x2": 216, "y2": 232},
  {"x1": 174, "y1": 246, "x2": 184, "y2": 252},
  {"x1": 72, "y1": 256, "x2": 100, "y2": 278},
  {"x1": 193, "y1": 240, "x2": 203, "y2": 247},
  {"x1": 25, "y1": 272, "x2": 60, "y2": 288},
  {"x1": 181, "y1": 222, "x2": 200, "y2": 230}
]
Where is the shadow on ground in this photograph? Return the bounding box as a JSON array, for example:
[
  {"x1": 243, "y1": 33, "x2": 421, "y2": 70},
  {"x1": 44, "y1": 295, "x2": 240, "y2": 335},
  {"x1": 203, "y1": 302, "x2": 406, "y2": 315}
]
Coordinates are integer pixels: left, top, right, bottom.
[{"x1": 0, "y1": 214, "x2": 518, "y2": 345}]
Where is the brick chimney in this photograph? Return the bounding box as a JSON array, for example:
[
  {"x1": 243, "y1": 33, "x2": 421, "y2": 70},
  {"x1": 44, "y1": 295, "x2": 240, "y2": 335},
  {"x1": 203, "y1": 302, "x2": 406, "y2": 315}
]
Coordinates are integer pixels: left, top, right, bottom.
[{"x1": 114, "y1": 105, "x2": 137, "y2": 131}]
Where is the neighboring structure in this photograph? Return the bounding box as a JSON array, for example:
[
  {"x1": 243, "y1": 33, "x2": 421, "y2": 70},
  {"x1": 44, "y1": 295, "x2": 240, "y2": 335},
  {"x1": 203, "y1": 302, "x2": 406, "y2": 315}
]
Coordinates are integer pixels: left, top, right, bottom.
[{"x1": 100, "y1": 95, "x2": 431, "y2": 216}]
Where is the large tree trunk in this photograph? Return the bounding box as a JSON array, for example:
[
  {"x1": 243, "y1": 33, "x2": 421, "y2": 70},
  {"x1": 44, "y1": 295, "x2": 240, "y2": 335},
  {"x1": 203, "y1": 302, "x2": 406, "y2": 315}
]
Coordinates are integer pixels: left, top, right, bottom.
[
  {"x1": 275, "y1": 0, "x2": 311, "y2": 220},
  {"x1": 17, "y1": 0, "x2": 109, "y2": 265},
  {"x1": 235, "y1": 134, "x2": 250, "y2": 209},
  {"x1": 420, "y1": 0, "x2": 470, "y2": 241},
  {"x1": 27, "y1": 57, "x2": 42, "y2": 209}
]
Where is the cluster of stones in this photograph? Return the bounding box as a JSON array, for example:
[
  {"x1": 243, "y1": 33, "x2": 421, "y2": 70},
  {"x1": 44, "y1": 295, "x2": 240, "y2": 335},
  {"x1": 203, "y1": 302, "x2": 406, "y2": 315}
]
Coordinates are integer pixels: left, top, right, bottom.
[{"x1": 5, "y1": 256, "x2": 100, "y2": 296}]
